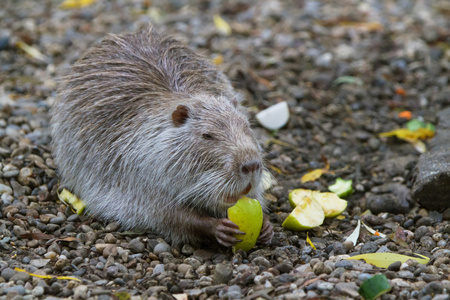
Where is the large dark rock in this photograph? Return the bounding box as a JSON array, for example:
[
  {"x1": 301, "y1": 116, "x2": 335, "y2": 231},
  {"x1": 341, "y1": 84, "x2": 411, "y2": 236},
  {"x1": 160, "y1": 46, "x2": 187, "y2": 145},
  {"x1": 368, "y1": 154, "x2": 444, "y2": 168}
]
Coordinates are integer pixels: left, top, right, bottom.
[{"x1": 412, "y1": 107, "x2": 450, "y2": 211}]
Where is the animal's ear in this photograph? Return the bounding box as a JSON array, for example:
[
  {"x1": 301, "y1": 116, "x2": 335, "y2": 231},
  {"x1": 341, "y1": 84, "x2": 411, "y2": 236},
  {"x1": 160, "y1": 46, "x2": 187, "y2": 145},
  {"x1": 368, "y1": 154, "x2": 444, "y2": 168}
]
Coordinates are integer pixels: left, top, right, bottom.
[{"x1": 172, "y1": 105, "x2": 190, "y2": 127}]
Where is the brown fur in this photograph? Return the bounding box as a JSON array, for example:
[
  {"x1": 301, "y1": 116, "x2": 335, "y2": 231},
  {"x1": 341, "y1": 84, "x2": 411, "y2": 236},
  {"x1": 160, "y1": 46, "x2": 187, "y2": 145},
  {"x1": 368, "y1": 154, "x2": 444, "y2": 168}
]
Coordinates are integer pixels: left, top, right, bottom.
[{"x1": 51, "y1": 28, "x2": 269, "y2": 246}]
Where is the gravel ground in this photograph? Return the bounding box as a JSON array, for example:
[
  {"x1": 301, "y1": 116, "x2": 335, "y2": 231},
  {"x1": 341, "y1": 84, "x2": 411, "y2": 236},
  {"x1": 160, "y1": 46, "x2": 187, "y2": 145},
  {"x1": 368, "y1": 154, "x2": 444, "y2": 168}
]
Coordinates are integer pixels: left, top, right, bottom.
[{"x1": 1, "y1": 0, "x2": 450, "y2": 299}]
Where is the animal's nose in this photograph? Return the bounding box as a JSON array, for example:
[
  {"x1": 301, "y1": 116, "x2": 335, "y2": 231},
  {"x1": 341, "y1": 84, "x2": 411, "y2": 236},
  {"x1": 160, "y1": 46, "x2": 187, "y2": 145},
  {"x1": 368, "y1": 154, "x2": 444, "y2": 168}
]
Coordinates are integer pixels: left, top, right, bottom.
[{"x1": 241, "y1": 160, "x2": 261, "y2": 174}]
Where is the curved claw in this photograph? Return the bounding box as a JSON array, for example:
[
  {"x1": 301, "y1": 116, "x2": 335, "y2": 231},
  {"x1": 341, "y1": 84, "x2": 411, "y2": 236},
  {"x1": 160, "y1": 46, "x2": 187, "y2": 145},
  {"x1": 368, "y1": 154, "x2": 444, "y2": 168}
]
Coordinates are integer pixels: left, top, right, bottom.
[
  {"x1": 214, "y1": 218, "x2": 245, "y2": 247},
  {"x1": 258, "y1": 218, "x2": 273, "y2": 245}
]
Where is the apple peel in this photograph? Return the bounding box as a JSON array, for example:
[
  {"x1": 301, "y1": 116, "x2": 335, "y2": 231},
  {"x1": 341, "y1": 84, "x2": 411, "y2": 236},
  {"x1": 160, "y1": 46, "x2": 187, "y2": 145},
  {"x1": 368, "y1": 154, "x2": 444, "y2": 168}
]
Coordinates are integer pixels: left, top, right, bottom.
[
  {"x1": 282, "y1": 195, "x2": 324, "y2": 231},
  {"x1": 227, "y1": 196, "x2": 263, "y2": 252},
  {"x1": 289, "y1": 189, "x2": 348, "y2": 218}
]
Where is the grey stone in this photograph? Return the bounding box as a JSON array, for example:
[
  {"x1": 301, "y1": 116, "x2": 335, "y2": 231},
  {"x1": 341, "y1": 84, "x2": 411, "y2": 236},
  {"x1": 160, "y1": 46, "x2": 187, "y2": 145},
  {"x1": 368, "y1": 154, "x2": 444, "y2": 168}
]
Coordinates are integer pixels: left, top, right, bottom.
[
  {"x1": 368, "y1": 184, "x2": 412, "y2": 214},
  {"x1": 153, "y1": 243, "x2": 171, "y2": 255},
  {"x1": 0, "y1": 184, "x2": 13, "y2": 194},
  {"x1": 128, "y1": 238, "x2": 145, "y2": 253},
  {"x1": 360, "y1": 241, "x2": 378, "y2": 254},
  {"x1": 412, "y1": 107, "x2": 450, "y2": 210},
  {"x1": 5, "y1": 285, "x2": 25, "y2": 295},
  {"x1": 31, "y1": 286, "x2": 44, "y2": 297},
  {"x1": 10, "y1": 271, "x2": 30, "y2": 283},
  {"x1": 1, "y1": 267, "x2": 16, "y2": 281},
  {"x1": 152, "y1": 264, "x2": 165, "y2": 276},
  {"x1": 214, "y1": 263, "x2": 233, "y2": 284}
]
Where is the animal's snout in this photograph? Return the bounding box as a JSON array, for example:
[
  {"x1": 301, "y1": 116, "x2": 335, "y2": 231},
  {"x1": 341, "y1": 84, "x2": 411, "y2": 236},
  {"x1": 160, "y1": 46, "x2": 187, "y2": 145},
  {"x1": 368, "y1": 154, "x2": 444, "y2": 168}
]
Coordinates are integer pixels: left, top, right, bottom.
[{"x1": 241, "y1": 160, "x2": 261, "y2": 175}]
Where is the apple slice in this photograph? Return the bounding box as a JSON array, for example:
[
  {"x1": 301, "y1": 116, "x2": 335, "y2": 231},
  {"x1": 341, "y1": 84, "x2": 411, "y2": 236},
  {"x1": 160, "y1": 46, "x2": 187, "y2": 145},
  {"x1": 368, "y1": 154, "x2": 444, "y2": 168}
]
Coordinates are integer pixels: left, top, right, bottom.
[
  {"x1": 314, "y1": 192, "x2": 348, "y2": 218},
  {"x1": 228, "y1": 196, "x2": 263, "y2": 252},
  {"x1": 328, "y1": 178, "x2": 354, "y2": 197},
  {"x1": 256, "y1": 101, "x2": 290, "y2": 130},
  {"x1": 282, "y1": 195, "x2": 324, "y2": 231},
  {"x1": 289, "y1": 189, "x2": 347, "y2": 218}
]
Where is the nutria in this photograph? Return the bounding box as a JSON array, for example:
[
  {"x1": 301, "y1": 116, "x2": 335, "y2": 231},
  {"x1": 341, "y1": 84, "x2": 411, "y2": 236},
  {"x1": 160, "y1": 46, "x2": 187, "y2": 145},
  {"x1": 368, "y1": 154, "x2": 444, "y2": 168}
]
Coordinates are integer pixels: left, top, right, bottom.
[{"x1": 51, "y1": 27, "x2": 273, "y2": 247}]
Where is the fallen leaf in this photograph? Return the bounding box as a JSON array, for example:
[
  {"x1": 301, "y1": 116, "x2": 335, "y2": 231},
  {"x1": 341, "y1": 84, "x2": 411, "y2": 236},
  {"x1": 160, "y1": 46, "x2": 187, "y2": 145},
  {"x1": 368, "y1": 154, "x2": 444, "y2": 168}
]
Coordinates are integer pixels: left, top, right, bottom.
[
  {"x1": 306, "y1": 232, "x2": 316, "y2": 250},
  {"x1": 409, "y1": 140, "x2": 427, "y2": 153},
  {"x1": 115, "y1": 291, "x2": 132, "y2": 300},
  {"x1": 339, "y1": 21, "x2": 384, "y2": 32},
  {"x1": 379, "y1": 128, "x2": 435, "y2": 140},
  {"x1": 387, "y1": 226, "x2": 409, "y2": 248},
  {"x1": 301, "y1": 155, "x2": 330, "y2": 183},
  {"x1": 333, "y1": 76, "x2": 364, "y2": 86},
  {"x1": 211, "y1": 54, "x2": 223, "y2": 65},
  {"x1": 59, "y1": 0, "x2": 96, "y2": 9},
  {"x1": 346, "y1": 252, "x2": 429, "y2": 268},
  {"x1": 14, "y1": 267, "x2": 81, "y2": 282},
  {"x1": 361, "y1": 221, "x2": 386, "y2": 238},
  {"x1": 269, "y1": 165, "x2": 283, "y2": 174},
  {"x1": 56, "y1": 236, "x2": 82, "y2": 243},
  {"x1": 213, "y1": 15, "x2": 232, "y2": 36},
  {"x1": 345, "y1": 220, "x2": 361, "y2": 246},
  {"x1": 301, "y1": 168, "x2": 328, "y2": 183},
  {"x1": 16, "y1": 41, "x2": 48, "y2": 63}
]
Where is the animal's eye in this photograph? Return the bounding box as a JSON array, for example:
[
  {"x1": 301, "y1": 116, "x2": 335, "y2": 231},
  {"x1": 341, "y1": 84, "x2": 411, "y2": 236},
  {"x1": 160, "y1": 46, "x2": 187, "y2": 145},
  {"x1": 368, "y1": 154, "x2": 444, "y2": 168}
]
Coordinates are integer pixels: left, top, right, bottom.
[{"x1": 202, "y1": 133, "x2": 214, "y2": 140}]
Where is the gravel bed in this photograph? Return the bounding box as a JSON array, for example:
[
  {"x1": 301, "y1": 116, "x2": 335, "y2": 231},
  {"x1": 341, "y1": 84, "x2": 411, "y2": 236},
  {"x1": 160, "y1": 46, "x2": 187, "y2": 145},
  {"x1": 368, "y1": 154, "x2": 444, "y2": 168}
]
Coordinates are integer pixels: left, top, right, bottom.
[{"x1": 0, "y1": 0, "x2": 449, "y2": 299}]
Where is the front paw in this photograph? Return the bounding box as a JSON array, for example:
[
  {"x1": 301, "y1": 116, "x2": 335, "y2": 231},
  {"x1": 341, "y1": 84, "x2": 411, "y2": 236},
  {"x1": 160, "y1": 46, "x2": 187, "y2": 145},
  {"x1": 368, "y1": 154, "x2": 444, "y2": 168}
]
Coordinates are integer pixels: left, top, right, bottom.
[
  {"x1": 258, "y1": 217, "x2": 273, "y2": 245},
  {"x1": 214, "y1": 218, "x2": 245, "y2": 247}
]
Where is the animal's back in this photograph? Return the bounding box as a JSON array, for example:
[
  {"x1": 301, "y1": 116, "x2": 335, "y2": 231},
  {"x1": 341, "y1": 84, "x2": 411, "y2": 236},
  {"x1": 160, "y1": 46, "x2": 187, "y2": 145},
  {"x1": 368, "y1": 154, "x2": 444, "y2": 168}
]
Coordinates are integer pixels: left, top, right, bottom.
[{"x1": 51, "y1": 28, "x2": 273, "y2": 246}]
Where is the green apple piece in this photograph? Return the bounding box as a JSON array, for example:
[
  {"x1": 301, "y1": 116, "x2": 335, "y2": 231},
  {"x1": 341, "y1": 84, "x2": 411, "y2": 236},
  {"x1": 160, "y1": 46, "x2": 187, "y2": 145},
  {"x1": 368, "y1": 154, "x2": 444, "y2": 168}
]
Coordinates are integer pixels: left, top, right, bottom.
[
  {"x1": 328, "y1": 178, "x2": 354, "y2": 197},
  {"x1": 358, "y1": 274, "x2": 391, "y2": 300},
  {"x1": 288, "y1": 189, "x2": 314, "y2": 208},
  {"x1": 227, "y1": 196, "x2": 263, "y2": 252},
  {"x1": 289, "y1": 189, "x2": 347, "y2": 218},
  {"x1": 282, "y1": 195, "x2": 324, "y2": 231},
  {"x1": 314, "y1": 192, "x2": 348, "y2": 218}
]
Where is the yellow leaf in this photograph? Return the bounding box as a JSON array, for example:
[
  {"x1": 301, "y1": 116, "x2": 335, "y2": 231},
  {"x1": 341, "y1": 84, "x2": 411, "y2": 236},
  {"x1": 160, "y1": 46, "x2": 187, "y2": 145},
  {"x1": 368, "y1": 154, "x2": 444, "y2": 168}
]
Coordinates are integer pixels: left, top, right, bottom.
[
  {"x1": 346, "y1": 253, "x2": 429, "y2": 269},
  {"x1": 379, "y1": 128, "x2": 435, "y2": 140},
  {"x1": 306, "y1": 232, "x2": 316, "y2": 250},
  {"x1": 16, "y1": 41, "x2": 48, "y2": 63},
  {"x1": 14, "y1": 268, "x2": 81, "y2": 282},
  {"x1": 59, "y1": 0, "x2": 96, "y2": 9},
  {"x1": 269, "y1": 165, "x2": 283, "y2": 174},
  {"x1": 212, "y1": 54, "x2": 224, "y2": 65},
  {"x1": 301, "y1": 155, "x2": 330, "y2": 183},
  {"x1": 213, "y1": 15, "x2": 232, "y2": 36},
  {"x1": 57, "y1": 189, "x2": 86, "y2": 215},
  {"x1": 301, "y1": 168, "x2": 327, "y2": 183}
]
